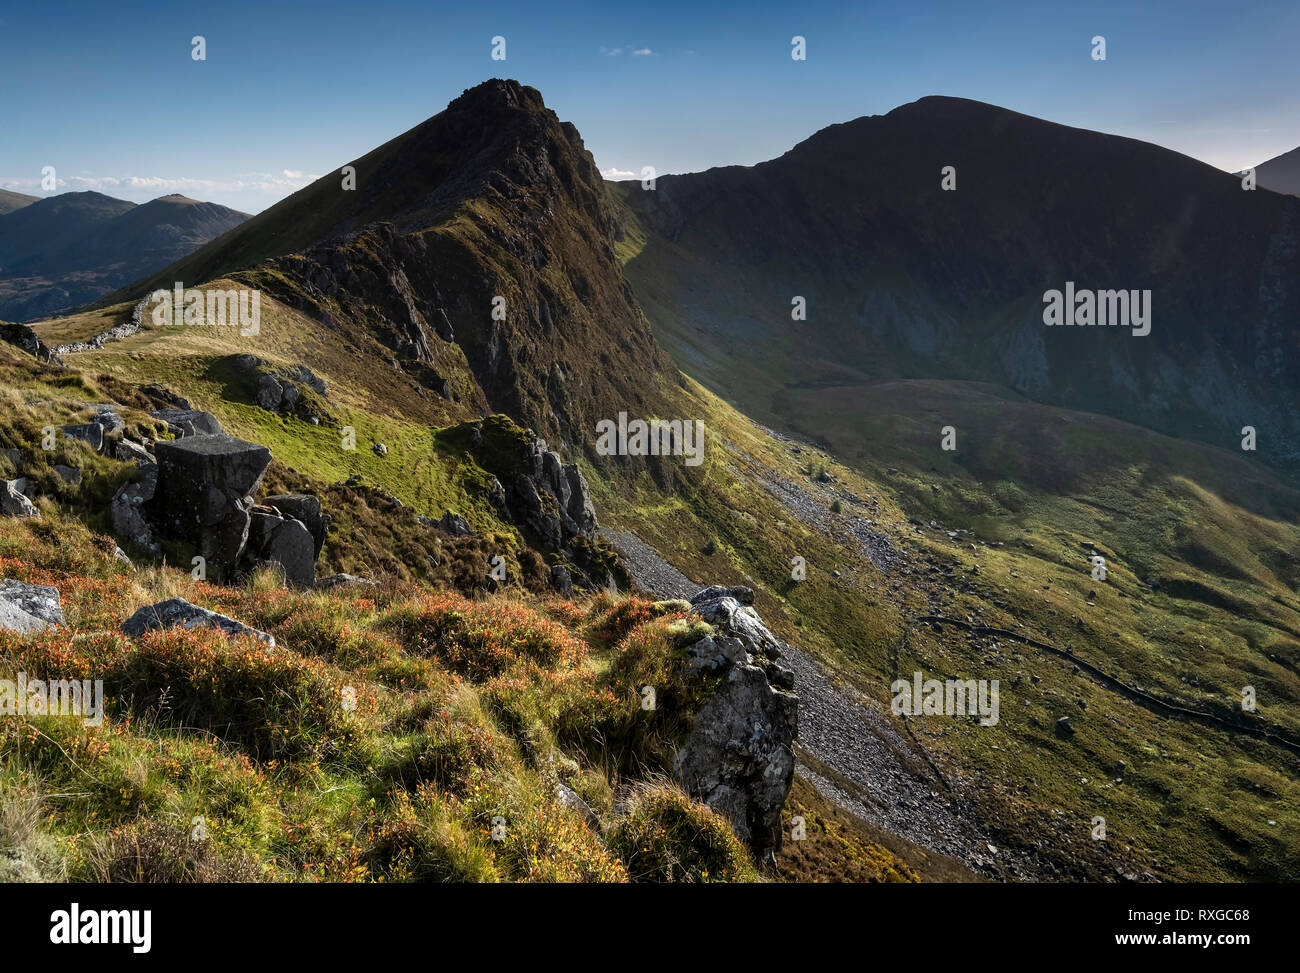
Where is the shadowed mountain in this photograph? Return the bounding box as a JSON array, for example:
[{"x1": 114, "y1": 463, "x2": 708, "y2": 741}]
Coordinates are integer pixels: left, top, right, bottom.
[
  {"x1": 0, "y1": 191, "x2": 247, "y2": 321},
  {"x1": 102, "y1": 79, "x2": 673, "y2": 449},
  {"x1": 1257, "y1": 144, "x2": 1300, "y2": 196},
  {"x1": 616, "y1": 95, "x2": 1300, "y2": 473},
  {"x1": 0, "y1": 188, "x2": 39, "y2": 216}
]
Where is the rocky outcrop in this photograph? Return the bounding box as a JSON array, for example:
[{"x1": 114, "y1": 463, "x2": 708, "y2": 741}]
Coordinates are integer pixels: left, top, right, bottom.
[
  {"x1": 0, "y1": 323, "x2": 58, "y2": 363},
  {"x1": 1, "y1": 480, "x2": 38, "y2": 519},
  {"x1": 150, "y1": 408, "x2": 224, "y2": 439},
  {"x1": 0, "y1": 579, "x2": 63, "y2": 633},
  {"x1": 109, "y1": 426, "x2": 326, "y2": 586},
  {"x1": 121, "y1": 597, "x2": 275, "y2": 647},
  {"x1": 151, "y1": 434, "x2": 271, "y2": 577},
  {"x1": 674, "y1": 586, "x2": 798, "y2": 862}
]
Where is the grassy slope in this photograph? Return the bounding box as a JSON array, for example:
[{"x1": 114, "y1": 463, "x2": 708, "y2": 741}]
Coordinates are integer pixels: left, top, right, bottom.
[{"x1": 605, "y1": 194, "x2": 1300, "y2": 881}]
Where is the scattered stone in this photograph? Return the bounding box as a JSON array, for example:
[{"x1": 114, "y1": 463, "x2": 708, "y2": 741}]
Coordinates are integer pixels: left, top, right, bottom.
[
  {"x1": 372, "y1": 442, "x2": 388, "y2": 456},
  {"x1": 121, "y1": 597, "x2": 275, "y2": 647},
  {"x1": 555, "y1": 782, "x2": 601, "y2": 832},
  {"x1": 435, "y1": 510, "x2": 473, "y2": 537},
  {"x1": 0, "y1": 579, "x2": 64, "y2": 633},
  {"x1": 1055, "y1": 716, "x2": 1076, "y2": 738}
]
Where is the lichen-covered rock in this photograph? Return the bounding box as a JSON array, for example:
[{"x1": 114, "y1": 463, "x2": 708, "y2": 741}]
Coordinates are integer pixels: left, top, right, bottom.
[
  {"x1": 121, "y1": 597, "x2": 275, "y2": 647},
  {"x1": 0, "y1": 579, "x2": 64, "y2": 633},
  {"x1": 110, "y1": 460, "x2": 160, "y2": 556},
  {"x1": 1, "y1": 480, "x2": 38, "y2": 519},
  {"x1": 673, "y1": 587, "x2": 797, "y2": 863}
]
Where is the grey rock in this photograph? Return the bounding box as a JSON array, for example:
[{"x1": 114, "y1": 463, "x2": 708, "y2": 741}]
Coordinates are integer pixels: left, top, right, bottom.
[
  {"x1": 689, "y1": 591, "x2": 782, "y2": 658},
  {"x1": 673, "y1": 593, "x2": 797, "y2": 861},
  {"x1": 89, "y1": 408, "x2": 125, "y2": 439},
  {"x1": 247, "y1": 511, "x2": 316, "y2": 587},
  {"x1": 549, "y1": 564, "x2": 574, "y2": 595},
  {"x1": 1, "y1": 480, "x2": 38, "y2": 519},
  {"x1": 0, "y1": 447, "x2": 21, "y2": 467},
  {"x1": 1056, "y1": 716, "x2": 1076, "y2": 737},
  {"x1": 435, "y1": 510, "x2": 473, "y2": 537},
  {"x1": 264, "y1": 494, "x2": 329, "y2": 558},
  {"x1": 0, "y1": 579, "x2": 64, "y2": 633},
  {"x1": 60, "y1": 423, "x2": 103, "y2": 452},
  {"x1": 110, "y1": 460, "x2": 159, "y2": 556},
  {"x1": 52, "y1": 465, "x2": 81, "y2": 487},
  {"x1": 152, "y1": 435, "x2": 270, "y2": 576},
  {"x1": 115, "y1": 439, "x2": 155, "y2": 465},
  {"x1": 150, "y1": 409, "x2": 224, "y2": 438},
  {"x1": 555, "y1": 782, "x2": 601, "y2": 832},
  {"x1": 121, "y1": 597, "x2": 275, "y2": 647},
  {"x1": 372, "y1": 442, "x2": 388, "y2": 456}
]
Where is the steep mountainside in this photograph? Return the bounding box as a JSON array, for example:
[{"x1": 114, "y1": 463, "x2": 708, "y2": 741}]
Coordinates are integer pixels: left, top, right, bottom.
[
  {"x1": 1257, "y1": 144, "x2": 1300, "y2": 196},
  {"x1": 0, "y1": 192, "x2": 247, "y2": 321},
  {"x1": 102, "y1": 80, "x2": 673, "y2": 451},
  {"x1": 617, "y1": 96, "x2": 1300, "y2": 472}
]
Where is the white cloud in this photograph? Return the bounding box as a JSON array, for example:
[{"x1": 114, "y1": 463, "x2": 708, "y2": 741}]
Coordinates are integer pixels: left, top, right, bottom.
[
  {"x1": 601, "y1": 167, "x2": 637, "y2": 180},
  {"x1": 0, "y1": 170, "x2": 321, "y2": 198},
  {"x1": 632, "y1": 48, "x2": 653, "y2": 56}
]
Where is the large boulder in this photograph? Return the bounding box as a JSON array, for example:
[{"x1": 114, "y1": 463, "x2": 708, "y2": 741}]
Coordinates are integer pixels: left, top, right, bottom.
[
  {"x1": 264, "y1": 494, "x2": 329, "y2": 558},
  {"x1": 0, "y1": 579, "x2": 64, "y2": 633},
  {"x1": 121, "y1": 597, "x2": 275, "y2": 647},
  {"x1": 673, "y1": 588, "x2": 798, "y2": 863},
  {"x1": 1, "y1": 480, "x2": 38, "y2": 519},
  {"x1": 151, "y1": 435, "x2": 270, "y2": 576},
  {"x1": 247, "y1": 510, "x2": 316, "y2": 587}
]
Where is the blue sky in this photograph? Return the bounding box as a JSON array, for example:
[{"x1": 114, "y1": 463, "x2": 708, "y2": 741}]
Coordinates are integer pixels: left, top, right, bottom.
[{"x1": 3, "y1": 0, "x2": 1298, "y2": 213}]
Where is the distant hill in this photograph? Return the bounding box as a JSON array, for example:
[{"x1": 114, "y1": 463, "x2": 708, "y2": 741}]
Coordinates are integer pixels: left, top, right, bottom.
[
  {"x1": 0, "y1": 188, "x2": 39, "y2": 215},
  {"x1": 1256, "y1": 145, "x2": 1300, "y2": 196},
  {"x1": 0, "y1": 191, "x2": 247, "y2": 321},
  {"x1": 617, "y1": 95, "x2": 1300, "y2": 471}
]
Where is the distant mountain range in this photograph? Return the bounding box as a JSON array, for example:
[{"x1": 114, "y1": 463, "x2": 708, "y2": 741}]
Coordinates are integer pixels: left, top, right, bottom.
[
  {"x1": 1257, "y1": 145, "x2": 1300, "y2": 196},
  {"x1": 0, "y1": 191, "x2": 247, "y2": 321}
]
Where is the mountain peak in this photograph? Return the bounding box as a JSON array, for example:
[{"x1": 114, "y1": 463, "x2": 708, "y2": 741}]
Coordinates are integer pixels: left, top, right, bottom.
[{"x1": 446, "y1": 78, "x2": 548, "y2": 115}]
